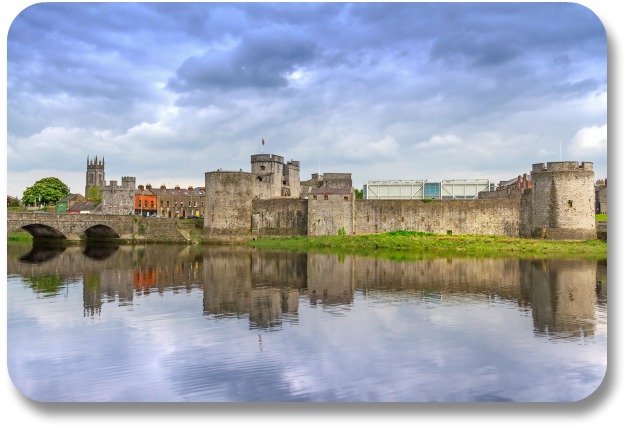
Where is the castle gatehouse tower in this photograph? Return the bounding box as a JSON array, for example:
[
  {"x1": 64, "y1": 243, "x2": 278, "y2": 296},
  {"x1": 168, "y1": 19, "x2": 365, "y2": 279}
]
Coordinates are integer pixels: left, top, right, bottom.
[
  {"x1": 251, "y1": 154, "x2": 301, "y2": 198},
  {"x1": 85, "y1": 156, "x2": 105, "y2": 197},
  {"x1": 530, "y1": 161, "x2": 596, "y2": 240}
]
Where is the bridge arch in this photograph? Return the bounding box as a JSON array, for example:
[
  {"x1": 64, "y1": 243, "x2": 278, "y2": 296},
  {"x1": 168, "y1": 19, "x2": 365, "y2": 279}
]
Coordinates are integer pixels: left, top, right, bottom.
[
  {"x1": 19, "y1": 223, "x2": 67, "y2": 240},
  {"x1": 84, "y1": 224, "x2": 120, "y2": 239}
]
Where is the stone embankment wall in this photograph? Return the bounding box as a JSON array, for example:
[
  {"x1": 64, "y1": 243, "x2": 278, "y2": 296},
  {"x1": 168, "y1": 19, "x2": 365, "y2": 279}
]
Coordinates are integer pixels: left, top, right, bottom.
[{"x1": 135, "y1": 218, "x2": 189, "y2": 242}]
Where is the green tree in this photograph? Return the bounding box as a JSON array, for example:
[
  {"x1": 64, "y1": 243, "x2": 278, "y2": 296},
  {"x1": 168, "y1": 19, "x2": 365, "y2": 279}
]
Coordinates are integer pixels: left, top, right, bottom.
[
  {"x1": 354, "y1": 188, "x2": 363, "y2": 199},
  {"x1": 86, "y1": 185, "x2": 102, "y2": 203},
  {"x1": 7, "y1": 196, "x2": 21, "y2": 207},
  {"x1": 22, "y1": 177, "x2": 70, "y2": 207}
]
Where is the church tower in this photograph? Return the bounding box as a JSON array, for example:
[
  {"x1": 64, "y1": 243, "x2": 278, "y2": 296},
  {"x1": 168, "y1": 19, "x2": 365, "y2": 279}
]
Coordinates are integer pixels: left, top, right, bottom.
[{"x1": 85, "y1": 156, "x2": 106, "y2": 197}]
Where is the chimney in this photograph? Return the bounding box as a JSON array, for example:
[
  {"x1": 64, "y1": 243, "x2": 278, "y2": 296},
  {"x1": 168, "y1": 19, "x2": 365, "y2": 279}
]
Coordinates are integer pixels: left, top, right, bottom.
[
  {"x1": 138, "y1": 185, "x2": 145, "y2": 191},
  {"x1": 160, "y1": 184, "x2": 167, "y2": 190},
  {"x1": 175, "y1": 185, "x2": 180, "y2": 190},
  {"x1": 188, "y1": 186, "x2": 193, "y2": 190},
  {"x1": 146, "y1": 184, "x2": 152, "y2": 190}
]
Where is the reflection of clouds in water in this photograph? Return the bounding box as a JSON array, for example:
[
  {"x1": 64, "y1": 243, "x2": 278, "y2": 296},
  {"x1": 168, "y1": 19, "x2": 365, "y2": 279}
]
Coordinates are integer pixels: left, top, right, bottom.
[
  {"x1": 7, "y1": 245, "x2": 607, "y2": 402},
  {"x1": 9, "y1": 282, "x2": 606, "y2": 402}
]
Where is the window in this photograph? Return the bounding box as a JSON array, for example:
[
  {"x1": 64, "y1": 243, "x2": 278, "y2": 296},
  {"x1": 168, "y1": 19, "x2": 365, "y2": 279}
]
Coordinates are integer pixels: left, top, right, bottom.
[
  {"x1": 324, "y1": 195, "x2": 329, "y2": 200},
  {"x1": 313, "y1": 195, "x2": 317, "y2": 200},
  {"x1": 257, "y1": 176, "x2": 263, "y2": 182},
  {"x1": 568, "y1": 200, "x2": 573, "y2": 208},
  {"x1": 424, "y1": 182, "x2": 441, "y2": 199},
  {"x1": 260, "y1": 165, "x2": 266, "y2": 170},
  {"x1": 344, "y1": 196, "x2": 349, "y2": 201}
]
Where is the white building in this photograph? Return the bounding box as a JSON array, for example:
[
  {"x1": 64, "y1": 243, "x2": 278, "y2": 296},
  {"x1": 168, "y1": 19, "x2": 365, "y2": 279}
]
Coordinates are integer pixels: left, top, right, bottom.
[{"x1": 363, "y1": 179, "x2": 493, "y2": 200}]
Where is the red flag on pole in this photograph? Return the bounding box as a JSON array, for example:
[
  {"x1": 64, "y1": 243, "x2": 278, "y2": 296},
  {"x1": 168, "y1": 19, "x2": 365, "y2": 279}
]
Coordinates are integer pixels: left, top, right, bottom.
[{"x1": 262, "y1": 138, "x2": 265, "y2": 146}]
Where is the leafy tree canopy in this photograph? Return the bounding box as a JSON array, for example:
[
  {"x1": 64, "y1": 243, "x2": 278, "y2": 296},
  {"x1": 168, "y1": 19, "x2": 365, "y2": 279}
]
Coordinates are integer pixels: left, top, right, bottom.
[
  {"x1": 22, "y1": 177, "x2": 70, "y2": 206},
  {"x1": 86, "y1": 185, "x2": 102, "y2": 203},
  {"x1": 7, "y1": 196, "x2": 21, "y2": 207}
]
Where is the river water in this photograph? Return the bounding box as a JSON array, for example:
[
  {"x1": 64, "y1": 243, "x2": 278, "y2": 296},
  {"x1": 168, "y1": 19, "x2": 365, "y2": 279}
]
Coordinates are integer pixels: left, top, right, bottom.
[{"x1": 6, "y1": 242, "x2": 607, "y2": 402}]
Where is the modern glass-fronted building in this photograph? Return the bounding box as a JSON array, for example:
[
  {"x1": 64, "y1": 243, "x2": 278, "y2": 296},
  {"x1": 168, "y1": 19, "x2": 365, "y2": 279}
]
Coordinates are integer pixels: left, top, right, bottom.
[{"x1": 363, "y1": 179, "x2": 493, "y2": 200}]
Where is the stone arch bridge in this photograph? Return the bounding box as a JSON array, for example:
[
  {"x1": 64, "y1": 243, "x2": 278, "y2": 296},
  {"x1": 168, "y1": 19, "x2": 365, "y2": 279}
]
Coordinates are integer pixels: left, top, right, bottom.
[{"x1": 7, "y1": 212, "x2": 190, "y2": 242}]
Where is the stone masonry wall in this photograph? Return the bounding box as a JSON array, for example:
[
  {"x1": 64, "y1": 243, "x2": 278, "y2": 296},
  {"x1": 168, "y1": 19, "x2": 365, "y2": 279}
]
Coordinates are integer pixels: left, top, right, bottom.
[
  {"x1": 354, "y1": 199, "x2": 521, "y2": 237},
  {"x1": 252, "y1": 198, "x2": 308, "y2": 237},
  {"x1": 307, "y1": 193, "x2": 354, "y2": 236}
]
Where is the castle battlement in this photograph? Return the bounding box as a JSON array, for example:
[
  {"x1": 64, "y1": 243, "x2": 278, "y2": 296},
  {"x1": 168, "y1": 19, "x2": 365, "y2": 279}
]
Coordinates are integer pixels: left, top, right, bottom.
[
  {"x1": 251, "y1": 154, "x2": 285, "y2": 164},
  {"x1": 532, "y1": 161, "x2": 594, "y2": 172}
]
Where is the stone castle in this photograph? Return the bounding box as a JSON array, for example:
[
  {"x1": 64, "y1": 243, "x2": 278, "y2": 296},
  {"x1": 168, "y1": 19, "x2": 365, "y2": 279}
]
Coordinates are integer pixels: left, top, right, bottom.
[
  {"x1": 204, "y1": 154, "x2": 597, "y2": 241},
  {"x1": 86, "y1": 156, "x2": 137, "y2": 215}
]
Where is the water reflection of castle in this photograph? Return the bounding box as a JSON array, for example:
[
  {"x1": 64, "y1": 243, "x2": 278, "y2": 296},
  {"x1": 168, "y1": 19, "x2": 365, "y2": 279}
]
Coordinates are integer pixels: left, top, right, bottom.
[{"x1": 8, "y1": 244, "x2": 607, "y2": 337}]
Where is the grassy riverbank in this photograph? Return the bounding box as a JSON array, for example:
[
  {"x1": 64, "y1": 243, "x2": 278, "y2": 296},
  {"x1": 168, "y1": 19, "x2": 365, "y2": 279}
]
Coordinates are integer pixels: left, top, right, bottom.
[
  {"x1": 248, "y1": 230, "x2": 607, "y2": 260},
  {"x1": 7, "y1": 231, "x2": 34, "y2": 242}
]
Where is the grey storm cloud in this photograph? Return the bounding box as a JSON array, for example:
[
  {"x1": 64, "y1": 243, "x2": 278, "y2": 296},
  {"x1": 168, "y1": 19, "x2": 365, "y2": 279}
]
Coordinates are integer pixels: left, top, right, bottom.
[
  {"x1": 168, "y1": 28, "x2": 319, "y2": 92},
  {"x1": 5, "y1": 2, "x2": 608, "y2": 199}
]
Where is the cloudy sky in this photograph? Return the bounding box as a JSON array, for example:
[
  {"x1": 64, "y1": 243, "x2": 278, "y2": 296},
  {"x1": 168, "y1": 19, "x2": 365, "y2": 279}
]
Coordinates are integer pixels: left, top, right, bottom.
[{"x1": 5, "y1": 1, "x2": 609, "y2": 198}]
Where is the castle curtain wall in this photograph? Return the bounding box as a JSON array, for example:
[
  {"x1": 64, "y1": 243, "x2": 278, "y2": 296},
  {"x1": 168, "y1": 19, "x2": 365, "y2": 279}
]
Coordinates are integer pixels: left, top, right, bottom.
[
  {"x1": 307, "y1": 192, "x2": 355, "y2": 237},
  {"x1": 353, "y1": 199, "x2": 521, "y2": 237},
  {"x1": 252, "y1": 199, "x2": 308, "y2": 236}
]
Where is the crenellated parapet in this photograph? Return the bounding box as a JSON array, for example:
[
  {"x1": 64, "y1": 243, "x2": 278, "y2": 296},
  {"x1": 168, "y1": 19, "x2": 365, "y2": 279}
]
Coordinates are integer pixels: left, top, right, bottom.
[{"x1": 532, "y1": 161, "x2": 594, "y2": 172}]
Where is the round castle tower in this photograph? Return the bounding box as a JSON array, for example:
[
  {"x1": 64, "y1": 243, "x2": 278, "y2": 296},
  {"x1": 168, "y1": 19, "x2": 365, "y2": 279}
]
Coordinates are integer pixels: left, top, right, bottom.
[
  {"x1": 204, "y1": 171, "x2": 254, "y2": 240},
  {"x1": 85, "y1": 156, "x2": 105, "y2": 197},
  {"x1": 531, "y1": 161, "x2": 596, "y2": 240}
]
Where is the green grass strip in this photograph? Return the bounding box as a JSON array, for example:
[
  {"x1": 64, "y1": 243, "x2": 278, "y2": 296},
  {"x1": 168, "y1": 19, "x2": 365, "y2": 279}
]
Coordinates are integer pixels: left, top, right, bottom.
[{"x1": 248, "y1": 230, "x2": 607, "y2": 260}]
